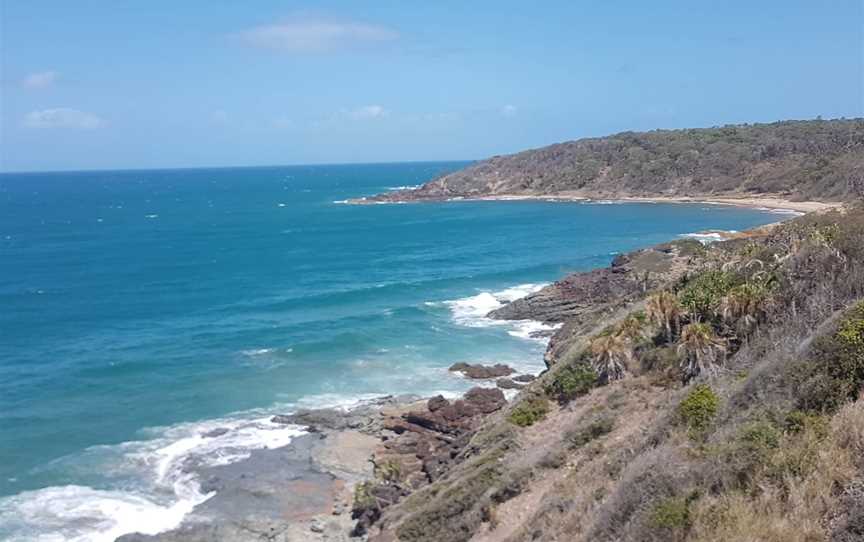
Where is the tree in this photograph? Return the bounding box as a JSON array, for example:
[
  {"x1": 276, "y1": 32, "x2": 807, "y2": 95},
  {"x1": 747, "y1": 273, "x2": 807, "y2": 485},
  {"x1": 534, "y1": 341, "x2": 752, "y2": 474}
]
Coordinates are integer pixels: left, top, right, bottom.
[
  {"x1": 678, "y1": 323, "x2": 726, "y2": 382},
  {"x1": 646, "y1": 291, "x2": 681, "y2": 342},
  {"x1": 590, "y1": 334, "x2": 632, "y2": 382},
  {"x1": 616, "y1": 312, "x2": 649, "y2": 344},
  {"x1": 719, "y1": 281, "x2": 773, "y2": 337}
]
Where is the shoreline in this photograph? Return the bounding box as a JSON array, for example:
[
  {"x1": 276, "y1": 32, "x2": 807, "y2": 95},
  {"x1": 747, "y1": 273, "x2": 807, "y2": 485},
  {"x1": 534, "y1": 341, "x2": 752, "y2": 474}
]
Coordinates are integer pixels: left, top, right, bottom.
[
  {"x1": 19, "y1": 201, "x2": 834, "y2": 542},
  {"x1": 349, "y1": 192, "x2": 842, "y2": 214}
]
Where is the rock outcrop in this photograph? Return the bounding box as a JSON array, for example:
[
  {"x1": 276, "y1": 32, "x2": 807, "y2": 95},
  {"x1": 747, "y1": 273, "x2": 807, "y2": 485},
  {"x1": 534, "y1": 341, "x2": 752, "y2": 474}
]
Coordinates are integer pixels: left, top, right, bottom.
[{"x1": 448, "y1": 362, "x2": 515, "y2": 379}]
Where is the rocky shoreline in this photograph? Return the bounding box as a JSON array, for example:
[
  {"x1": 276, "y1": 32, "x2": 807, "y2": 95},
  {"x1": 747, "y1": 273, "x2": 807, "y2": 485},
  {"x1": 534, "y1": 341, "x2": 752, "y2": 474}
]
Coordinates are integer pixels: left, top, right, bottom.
[
  {"x1": 114, "y1": 364, "x2": 534, "y2": 542},
  {"x1": 346, "y1": 192, "x2": 840, "y2": 214},
  {"x1": 113, "y1": 226, "x2": 772, "y2": 542}
]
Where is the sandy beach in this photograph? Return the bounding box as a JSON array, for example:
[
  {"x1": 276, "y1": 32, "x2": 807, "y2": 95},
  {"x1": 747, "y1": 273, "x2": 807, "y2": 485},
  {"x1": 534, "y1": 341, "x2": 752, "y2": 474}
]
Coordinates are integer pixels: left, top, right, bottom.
[{"x1": 465, "y1": 193, "x2": 843, "y2": 213}]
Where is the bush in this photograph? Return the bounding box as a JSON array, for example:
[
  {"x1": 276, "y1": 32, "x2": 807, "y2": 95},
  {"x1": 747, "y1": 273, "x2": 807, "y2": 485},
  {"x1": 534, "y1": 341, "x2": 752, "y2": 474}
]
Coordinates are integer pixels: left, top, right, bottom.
[
  {"x1": 566, "y1": 416, "x2": 615, "y2": 449},
  {"x1": 508, "y1": 396, "x2": 551, "y2": 427},
  {"x1": 677, "y1": 384, "x2": 719, "y2": 438},
  {"x1": 739, "y1": 420, "x2": 781, "y2": 454},
  {"x1": 353, "y1": 481, "x2": 376, "y2": 513},
  {"x1": 649, "y1": 496, "x2": 691, "y2": 529},
  {"x1": 795, "y1": 301, "x2": 864, "y2": 412},
  {"x1": 678, "y1": 270, "x2": 738, "y2": 321},
  {"x1": 783, "y1": 410, "x2": 828, "y2": 438},
  {"x1": 545, "y1": 363, "x2": 597, "y2": 404}
]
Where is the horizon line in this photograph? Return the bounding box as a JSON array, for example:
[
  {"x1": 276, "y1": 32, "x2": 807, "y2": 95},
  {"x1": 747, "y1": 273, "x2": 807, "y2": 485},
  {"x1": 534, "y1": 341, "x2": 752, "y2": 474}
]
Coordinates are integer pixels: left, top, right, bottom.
[{"x1": 0, "y1": 158, "x2": 477, "y2": 176}]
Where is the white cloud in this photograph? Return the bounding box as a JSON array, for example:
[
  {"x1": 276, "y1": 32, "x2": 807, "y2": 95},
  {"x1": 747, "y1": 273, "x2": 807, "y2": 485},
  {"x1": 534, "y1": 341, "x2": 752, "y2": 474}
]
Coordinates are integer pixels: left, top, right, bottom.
[
  {"x1": 22, "y1": 71, "x2": 58, "y2": 89},
  {"x1": 500, "y1": 104, "x2": 518, "y2": 117},
  {"x1": 345, "y1": 105, "x2": 388, "y2": 120},
  {"x1": 23, "y1": 108, "x2": 104, "y2": 129},
  {"x1": 238, "y1": 18, "x2": 398, "y2": 53}
]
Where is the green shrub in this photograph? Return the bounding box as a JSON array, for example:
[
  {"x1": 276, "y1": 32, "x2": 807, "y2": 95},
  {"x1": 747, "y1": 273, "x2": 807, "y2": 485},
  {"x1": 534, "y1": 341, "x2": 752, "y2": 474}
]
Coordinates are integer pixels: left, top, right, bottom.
[
  {"x1": 375, "y1": 459, "x2": 402, "y2": 483},
  {"x1": 739, "y1": 420, "x2": 781, "y2": 454},
  {"x1": 352, "y1": 481, "x2": 377, "y2": 513},
  {"x1": 508, "y1": 396, "x2": 550, "y2": 427},
  {"x1": 649, "y1": 496, "x2": 691, "y2": 529},
  {"x1": 783, "y1": 410, "x2": 828, "y2": 438},
  {"x1": 566, "y1": 416, "x2": 615, "y2": 449},
  {"x1": 673, "y1": 238, "x2": 708, "y2": 258},
  {"x1": 677, "y1": 384, "x2": 719, "y2": 438},
  {"x1": 795, "y1": 301, "x2": 864, "y2": 412},
  {"x1": 545, "y1": 363, "x2": 596, "y2": 404},
  {"x1": 678, "y1": 270, "x2": 738, "y2": 321}
]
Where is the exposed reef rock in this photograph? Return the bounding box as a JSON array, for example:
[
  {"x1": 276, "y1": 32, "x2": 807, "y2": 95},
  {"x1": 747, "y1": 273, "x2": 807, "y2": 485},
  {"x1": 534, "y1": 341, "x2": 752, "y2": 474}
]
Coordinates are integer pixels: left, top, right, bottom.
[
  {"x1": 448, "y1": 362, "x2": 515, "y2": 379},
  {"x1": 360, "y1": 204, "x2": 864, "y2": 542},
  {"x1": 489, "y1": 238, "x2": 713, "y2": 367}
]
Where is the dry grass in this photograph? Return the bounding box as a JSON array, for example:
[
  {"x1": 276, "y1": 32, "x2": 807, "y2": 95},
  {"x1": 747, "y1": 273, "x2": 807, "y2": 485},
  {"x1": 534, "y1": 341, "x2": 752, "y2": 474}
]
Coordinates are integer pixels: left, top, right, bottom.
[{"x1": 687, "y1": 400, "x2": 864, "y2": 542}]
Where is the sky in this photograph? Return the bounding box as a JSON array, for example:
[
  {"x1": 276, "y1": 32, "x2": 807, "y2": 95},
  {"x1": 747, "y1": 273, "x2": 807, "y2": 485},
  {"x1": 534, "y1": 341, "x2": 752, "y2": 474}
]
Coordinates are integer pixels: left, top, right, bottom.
[{"x1": 1, "y1": 0, "x2": 862, "y2": 172}]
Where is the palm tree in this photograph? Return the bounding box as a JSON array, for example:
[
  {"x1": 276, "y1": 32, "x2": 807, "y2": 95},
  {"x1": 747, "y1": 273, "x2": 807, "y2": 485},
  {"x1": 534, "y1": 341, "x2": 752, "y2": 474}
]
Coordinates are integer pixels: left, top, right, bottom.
[
  {"x1": 646, "y1": 291, "x2": 681, "y2": 342},
  {"x1": 677, "y1": 323, "x2": 726, "y2": 382},
  {"x1": 720, "y1": 279, "x2": 774, "y2": 337},
  {"x1": 616, "y1": 312, "x2": 648, "y2": 344},
  {"x1": 590, "y1": 334, "x2": 632, "y2": 382}
]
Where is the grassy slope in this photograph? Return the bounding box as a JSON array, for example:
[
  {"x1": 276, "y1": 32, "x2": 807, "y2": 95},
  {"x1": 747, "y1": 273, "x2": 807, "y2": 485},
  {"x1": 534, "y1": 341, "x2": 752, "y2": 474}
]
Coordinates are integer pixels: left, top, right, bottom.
[{"x1": 367, "y1": 204, "x2": 864, "y2": 542}]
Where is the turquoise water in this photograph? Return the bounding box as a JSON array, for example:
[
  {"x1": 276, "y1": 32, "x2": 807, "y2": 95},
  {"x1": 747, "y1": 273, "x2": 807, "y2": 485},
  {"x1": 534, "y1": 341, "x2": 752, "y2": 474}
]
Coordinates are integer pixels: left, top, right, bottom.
[{"x1": 0, "y1": 162, "x2": 786, "y2": 540}]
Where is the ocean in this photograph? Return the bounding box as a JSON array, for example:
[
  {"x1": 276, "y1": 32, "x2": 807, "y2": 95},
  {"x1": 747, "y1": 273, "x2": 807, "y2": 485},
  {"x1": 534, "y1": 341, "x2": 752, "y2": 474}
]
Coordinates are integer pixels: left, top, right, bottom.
[{"x1": 0, "y1": 162, "x2": 789, "y2": 540}]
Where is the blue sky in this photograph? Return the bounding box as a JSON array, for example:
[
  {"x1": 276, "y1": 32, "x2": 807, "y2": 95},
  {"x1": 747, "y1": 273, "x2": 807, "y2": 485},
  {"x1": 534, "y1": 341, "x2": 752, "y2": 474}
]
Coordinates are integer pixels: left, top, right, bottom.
[{"x1": 1, "y1": 1, "x2": 862, "y2": 172}]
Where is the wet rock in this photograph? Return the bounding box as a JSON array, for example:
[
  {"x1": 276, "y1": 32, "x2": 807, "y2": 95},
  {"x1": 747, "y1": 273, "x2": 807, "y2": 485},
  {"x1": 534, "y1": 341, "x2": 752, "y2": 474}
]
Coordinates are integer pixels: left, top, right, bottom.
[
  {"x1": 513, "y1": 374, "x2": 537, "y2": 383},
  {"x1": 496, "y1": 378, "x2": 523, "y2": 390},
  {"x1": 463, "y1": 387, "x2": 506, "y2": 413},
  {"x1": 427, "y1": 395, "x2": 450, "y2": 412},
  {"x1": 448, "y1": 362, "x2": 515, "y2": 379},
  {"x1": 271, "y1": 409, "x2": 352, "y2": 432}
]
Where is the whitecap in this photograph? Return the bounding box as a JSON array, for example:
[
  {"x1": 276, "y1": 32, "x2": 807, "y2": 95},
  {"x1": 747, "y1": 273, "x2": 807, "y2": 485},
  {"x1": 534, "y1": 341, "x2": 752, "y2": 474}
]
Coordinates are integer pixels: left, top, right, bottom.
[
  {"x1": 241, "y1": 348, "x2": 275, "y2": 357},
  {"x1": 441, "y1": 283, "x2": 558, "y2": 345},
  {"x1": 0, "y1": 413, "x2": 306, "y2": 541},
  {"x1": 679, "y1": 232, "x2": 726, "y2": 244},
  {"x1": 144, "y1": 214, "x2": 158, "y2": 219},
  {"x1": 508, "y1": 320, "x2": 563, "y2": 342}
]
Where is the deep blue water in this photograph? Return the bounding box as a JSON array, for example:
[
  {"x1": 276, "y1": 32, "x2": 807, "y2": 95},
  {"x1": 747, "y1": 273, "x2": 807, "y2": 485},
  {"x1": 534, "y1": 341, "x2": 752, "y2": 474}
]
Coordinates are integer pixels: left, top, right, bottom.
[{"x1": 0, "y1": 162, "x2": 786, "y2": 540}]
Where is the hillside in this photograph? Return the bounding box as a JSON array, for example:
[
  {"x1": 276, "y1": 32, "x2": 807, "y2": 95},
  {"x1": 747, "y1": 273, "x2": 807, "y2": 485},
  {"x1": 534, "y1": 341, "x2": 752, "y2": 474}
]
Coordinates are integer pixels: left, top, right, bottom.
[
  {"x1": 363, "y1": 119, "x2": 864, "y2": 204},
  {"x1": 355, "y1": 204, "x2": 864, "y2": 542}
]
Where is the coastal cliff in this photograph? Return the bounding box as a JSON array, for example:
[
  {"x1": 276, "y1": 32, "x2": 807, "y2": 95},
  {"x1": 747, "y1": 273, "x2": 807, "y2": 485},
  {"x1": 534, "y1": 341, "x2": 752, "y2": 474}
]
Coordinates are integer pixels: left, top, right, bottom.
[
  {"x1": 116, "y1": 120, "x2": 864, "y2": 541},
  {"x1": 359, "y1": 119, "x2": 864, "y2": 206},
  {"x1": 118, "y1": 205, "x2": 864, "y2": 542},
  {"x1": 358, "y1": 204, "x2": 864, "y2": 542}
]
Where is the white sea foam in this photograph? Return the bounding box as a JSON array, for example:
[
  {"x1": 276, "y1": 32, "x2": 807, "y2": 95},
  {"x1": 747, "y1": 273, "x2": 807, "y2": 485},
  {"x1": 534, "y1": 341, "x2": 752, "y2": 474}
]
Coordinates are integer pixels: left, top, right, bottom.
[
  {"x1": 0, "y1": 413, "x2": 306, "y2": 541},
  {"x1": 680, "y1": 232, "x2": 727, "y2": 244},
  {"x1": 0, "y1": 485, "x2": 201, "y2": 542},
  {"x1": 441, "y1": 283, "x2": 560, "y2": 343},
  {"x1": 387, "y1": 185, "x2": 421, "y2": 191},
  {"x1": 508, "y1": 320, "x2": 562, "y2": 341},
  {"x1": 761, "y1": 207, "x2": 804, "y2": 216},
  {"x1": 443, "y1": 283, "x2": 546, "y2": 326},
  {"x1": 242, "y1": 347, "x2": 275, "y2": 356}
]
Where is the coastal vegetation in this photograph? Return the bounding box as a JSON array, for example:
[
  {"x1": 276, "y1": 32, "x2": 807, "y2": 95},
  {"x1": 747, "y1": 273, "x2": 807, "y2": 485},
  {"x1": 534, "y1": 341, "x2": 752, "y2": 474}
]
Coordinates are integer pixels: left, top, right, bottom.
[
  {"x1": 362, "y1": 202, "x2": 864, "y2": 542},
  {"x1": 371, "y1": 118, "x2": 864, "y2": 204}
]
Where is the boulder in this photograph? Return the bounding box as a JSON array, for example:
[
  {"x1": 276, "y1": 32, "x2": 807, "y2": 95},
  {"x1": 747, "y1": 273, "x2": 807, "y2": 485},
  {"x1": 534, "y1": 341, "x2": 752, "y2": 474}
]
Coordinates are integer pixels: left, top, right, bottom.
[
  {"x1": 448, "y1": 362, "x2": 515, "y2": 379},
  {"x1": 496, "y1": 378, "x2": 523, "y2": 390}
]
